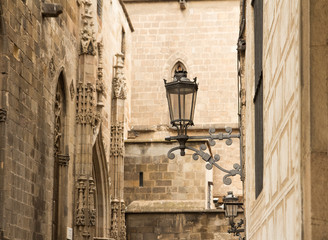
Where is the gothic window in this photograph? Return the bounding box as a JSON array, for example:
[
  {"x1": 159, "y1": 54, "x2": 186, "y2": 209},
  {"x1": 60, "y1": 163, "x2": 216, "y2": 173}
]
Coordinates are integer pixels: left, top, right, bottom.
[
  {"x1": 53, "y1": 72, "x2": 69, "y2": 240},
  {"x1": 253, "y1": 0, "x2": 263, "y2": 199},
  {"x1": 171, "y1": 61, "x2": 187, "y2": 80}
]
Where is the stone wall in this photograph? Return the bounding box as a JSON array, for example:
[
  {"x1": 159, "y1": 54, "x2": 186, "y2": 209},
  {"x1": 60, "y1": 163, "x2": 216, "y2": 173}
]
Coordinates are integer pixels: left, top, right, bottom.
[
  {"x1": 125, "y1": 0, "x2": 242, "y2": 201},
  {"x1": 126, "y1": 211, "x2": 241, "y2": 240},
  {"x1": 124, "y1": 141, "x2": 208, "y2": 206},
  {"x1": 0, "y1": 0, "x2": 79, "y2": 238},
  {"x1": 243, "y1": 0, "x2": 302, "y2": 239},
  {"x1": 0, "y1": 0, "x2": 132, "y2": 239},
  {"x1": 301, "y1": 0, "x2": 328, "y2": 239}
]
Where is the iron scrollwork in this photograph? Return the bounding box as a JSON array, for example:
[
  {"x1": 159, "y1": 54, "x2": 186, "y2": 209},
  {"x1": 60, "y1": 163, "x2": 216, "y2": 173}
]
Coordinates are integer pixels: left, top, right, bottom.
[{"x1": 166, "y1": 127, "x2": 241, "y2": 185}]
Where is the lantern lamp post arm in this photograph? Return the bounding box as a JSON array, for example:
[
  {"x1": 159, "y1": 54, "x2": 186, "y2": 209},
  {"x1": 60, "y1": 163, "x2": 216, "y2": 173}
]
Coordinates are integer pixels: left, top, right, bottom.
[{"x1": 166, "y1": 127, "x2": 242, "y2": 185}]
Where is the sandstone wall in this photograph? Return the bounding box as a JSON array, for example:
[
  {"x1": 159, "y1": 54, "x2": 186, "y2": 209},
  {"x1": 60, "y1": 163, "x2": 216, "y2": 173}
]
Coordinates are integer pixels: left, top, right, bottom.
[
  {"x1": 124, "y1": 141, "x2": 208, "y2": 206},
  {"x1": 125, "y1": 0, "x2": 242, "y2": 201},
  {"x1": 243, "y1": 0, "x2": 302, "y2": 239},
  {"x1": 126, "y1": 211, "x2": 241, "y2": 240}
]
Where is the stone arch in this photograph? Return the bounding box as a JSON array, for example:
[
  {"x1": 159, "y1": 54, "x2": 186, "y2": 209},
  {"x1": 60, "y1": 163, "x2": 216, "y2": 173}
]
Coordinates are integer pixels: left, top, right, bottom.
[
  {"x1": 92, "y1": 128, "x2": 110, "y2": 237},
  {"x1": 171, "y1": 61, "x2": 188, "y2": 79},
  {"x1": 162, "y1": 51, "x2": 194, "y2": 81}
]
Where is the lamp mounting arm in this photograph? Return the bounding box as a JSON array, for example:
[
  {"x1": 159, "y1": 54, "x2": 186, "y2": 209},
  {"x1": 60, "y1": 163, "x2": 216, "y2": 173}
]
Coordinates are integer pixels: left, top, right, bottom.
[{"x1": 166, "y1": 127, "x2": 242, "y2": 185}]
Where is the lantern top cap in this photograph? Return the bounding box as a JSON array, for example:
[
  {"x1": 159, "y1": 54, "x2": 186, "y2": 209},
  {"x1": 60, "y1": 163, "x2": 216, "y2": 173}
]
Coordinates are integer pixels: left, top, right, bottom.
[{"x1": 223, "y1": 191, "x2": 238, "y2": 202}]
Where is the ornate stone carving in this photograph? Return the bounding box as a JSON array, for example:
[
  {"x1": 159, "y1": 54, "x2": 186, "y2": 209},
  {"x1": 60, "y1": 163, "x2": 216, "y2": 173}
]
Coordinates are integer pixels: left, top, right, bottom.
[
  {"x1": 112, "y1": 53, "x2": 127, "y2": 100},
  {"x1": 110, "y1": 199, "x2": 120, "y2": 240},
  {"x1": 110, "y1": 122, "x2": 124, "y2": 157},
  {"x1": 57, "y1": 154, "x2": 70, "y2": 166},
  {"x1": 76, "y1": 82, "x2": 101, "y2": 129},
  {"x1": 54, "y1": 87, "x2": 62, "y2": 154},
  {"x1": 80, "y1": 0, "x2": 96, "y2": 55},
  {"x1": 49, "y1": 56, "x2": 56, "y2": 78},
  {"x1": 70, "y1": 80, "x2": 75, "y2": 100},
  {"x1": 88, "y1": 178, "x2": 96, "y2": 226},
  {"x1": 0, "y1": 109, "x2": 7, "y2": 122},
  {"x1": 96, "y1": 41, "x2": 106, "y2": 107},
  {"x1": 120, "y1": 201, "x2": 126, "y2": 240},
  {"x1": 76, "y1": 178, "x2": 87, "y2": 226}
]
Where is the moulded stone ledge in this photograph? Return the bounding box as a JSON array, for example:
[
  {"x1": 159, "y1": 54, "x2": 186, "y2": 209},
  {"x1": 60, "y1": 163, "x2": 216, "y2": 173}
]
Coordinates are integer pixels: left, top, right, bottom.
[{"x1": 126, "y1": 200, "x2": 225, "y2": 213}]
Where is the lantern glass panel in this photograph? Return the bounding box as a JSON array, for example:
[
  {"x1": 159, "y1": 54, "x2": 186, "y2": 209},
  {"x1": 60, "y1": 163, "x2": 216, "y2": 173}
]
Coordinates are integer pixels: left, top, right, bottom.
[
  {"x1": 165, "y1": 82, "x2": 197, "y2": 126},
  {"x1": 225, "y1": 204, "x2": 238, "y2": 218}
]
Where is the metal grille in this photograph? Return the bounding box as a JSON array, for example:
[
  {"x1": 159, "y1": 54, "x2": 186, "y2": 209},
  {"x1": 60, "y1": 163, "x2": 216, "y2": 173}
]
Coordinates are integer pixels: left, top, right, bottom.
[{"x1": 253, "y1": 0, "x2": 263, "y2": 199}]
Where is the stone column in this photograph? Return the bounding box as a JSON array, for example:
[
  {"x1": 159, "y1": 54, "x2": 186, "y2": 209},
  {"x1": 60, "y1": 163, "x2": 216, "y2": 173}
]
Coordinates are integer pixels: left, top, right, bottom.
[
  {"x1": 75, "y1": 0, "x2": 101, "y2": 239},
  {"x1": 110, "y1": 53, "x2": 127, "y2": 240}
]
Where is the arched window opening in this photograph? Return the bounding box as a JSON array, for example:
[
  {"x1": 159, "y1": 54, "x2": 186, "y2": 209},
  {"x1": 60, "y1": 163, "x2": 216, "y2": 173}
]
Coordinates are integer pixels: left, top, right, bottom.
[
  {"x1": 52, "y1": 72, "x2": 69, "y2": 240},
  {"x1": 171, "y1": 61, "x2": 187, "y2": 81}
]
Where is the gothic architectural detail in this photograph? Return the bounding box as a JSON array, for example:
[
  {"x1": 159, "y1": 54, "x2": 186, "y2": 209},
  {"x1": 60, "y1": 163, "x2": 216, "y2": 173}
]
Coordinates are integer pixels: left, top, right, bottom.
[
  {"x1": 88, "y1": 178, "x2": 96, "y2": 226},
  {"x1": 97, "y1": 41, "x2": 106, "y2": 107},
  {"x1": 0, "y1": 108, "x2": 7, "y2": 122},
  {"x1": 70, "y1": 80, "x2": 75, "y2": 100},
  {"x1": 76, "y1": 177, "x2": 87, "y2": 226},
  {"x1": 49, "y1": 56, "x2": 56, "y2": 78},
  {"x1": 110, "y1": 199, "x2": 120, "y2": 240},
  {"x1": 112, "y1": 53, "x2": 127, "y2": 99},
  {"x1": 80, "y1": 0, "x2": 96, "y2": 55},
  {"x1": 110, "y1": 122, "x2": 124, "y2": 157},
  {"x1": 120, "y1": 201, "x2": 127, "y2": 240},
  {"x1": 57, "y1": 154, "x2": 70, "y2": 166},
  {"x1": 54, "y1": 87, "x2": 62, "y2": 155},
  {"x1": 76, "y1": 82, "x2": 101, "y2": 128}
]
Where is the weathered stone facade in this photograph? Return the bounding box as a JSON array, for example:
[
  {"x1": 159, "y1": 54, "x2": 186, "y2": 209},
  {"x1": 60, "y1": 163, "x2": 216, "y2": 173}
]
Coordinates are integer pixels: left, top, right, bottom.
[
  {"x1": 241, "y1": 0, "x2": 328, "y2": 239},
  {"x1": 0, "y1": 0, "x2": 245, "y2": 239},
  {"x1": 0, "y1": 0, "x2": 132, "y2": 239},
  {"x1": 124, "y1": 0, "x2": 243, "y2": 239},
  {"x1": 124, "y1": 0, "x2": 242, "y2": 204},
  {"x1": 126, "y1": 211, "x2": 242, "y2": 240}
]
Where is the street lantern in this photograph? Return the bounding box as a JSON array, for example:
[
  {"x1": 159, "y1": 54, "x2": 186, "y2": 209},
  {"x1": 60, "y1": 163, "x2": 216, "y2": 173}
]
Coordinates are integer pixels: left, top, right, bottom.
[
  {"x1": 223, "y1": 191, "x2": 244, "y2": 238},
  {"x1": 164, "y1": 72, "x2": 242, "y2": 185},
  {"x1": 165, "y1": 69, "x2": 198, "y2": 128},
  {"x1": 223, "y1": 191, "x2": 239, "y2": 218},
  {"x1": 163, "y1": 68, "x2": 245, "y2": 239},
  {"x1": 164, "y1": 69, "x2": 198, "y2": 156}
]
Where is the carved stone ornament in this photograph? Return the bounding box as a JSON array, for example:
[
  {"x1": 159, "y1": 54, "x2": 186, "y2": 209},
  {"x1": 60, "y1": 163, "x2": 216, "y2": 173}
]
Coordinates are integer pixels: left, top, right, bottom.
[
  {"x1": 96, "y1": 41, "x2": 106, "y2": 106},
  {"x1": 80, "y1": 0, "x2": 96, "y2": 55},
  {"x1": 112, "y1": 53, "x2": 127, "y2": 100},
  {"x1": 57, "y1": 154, "x2": 70, "y2": 166},
  {"x1": 120, "y1": 201, "x2": 127, "y2": 240},
  {"x1": 110, "y1": 199, "x2": 120, "y2": 240},
  {"x1": 76, "y1": 82, "x2": 101, "y2": 129},
  {"x1": 49, "y1": 56, "x2": 56, "y2": 78},
  {"x1": 70, "y1": 80, "x2": 75, "y2": 100},
  {"x1": 88, "y1": 178, "x2": 96, "y2": 226},
  {"x1": 110, "y1": 122, "x2": 124, "y2": 157},
  {"x1": 54, "y1": 88, "x2": 62, "y2": 154},
  {"x1": 76, "y1": 177, "x2": 87, "y2": 226},
  {"x1": 0, "y1": 108, "x2": 7, "y2": 122}
]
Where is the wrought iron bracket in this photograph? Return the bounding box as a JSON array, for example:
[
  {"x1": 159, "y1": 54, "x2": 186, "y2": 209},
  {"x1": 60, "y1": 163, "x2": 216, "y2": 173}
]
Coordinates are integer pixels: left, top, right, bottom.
[
  {"x1": 228, "y1": 218, "x2": 245, "y2": 237},
  {"x1": 165, "y1": 127, "x2": 241, "y2": 185}
]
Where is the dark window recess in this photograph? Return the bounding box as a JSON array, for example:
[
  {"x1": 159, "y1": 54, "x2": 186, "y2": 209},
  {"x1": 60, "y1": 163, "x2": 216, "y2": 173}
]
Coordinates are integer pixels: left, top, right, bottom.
[
  {"x1": 253, "y1": 0, "x2": 264, "y2": 199},
  {"x1": 97, "y1": 0, "x2": 102, "y2": 18},
  {"x1": 139, "y1": 172, "x2": 143, "y2": 187}
]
